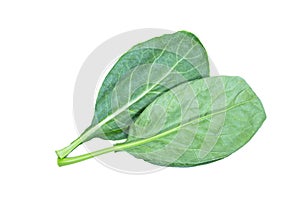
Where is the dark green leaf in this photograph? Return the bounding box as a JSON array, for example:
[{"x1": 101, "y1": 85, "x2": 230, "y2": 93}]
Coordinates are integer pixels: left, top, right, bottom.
[
  {"x1": 56, "y1": 31, "x2": 209, "y2": 158},
  {"x1": 92, "y1": 31, "x2": 209, "y2": 140}
]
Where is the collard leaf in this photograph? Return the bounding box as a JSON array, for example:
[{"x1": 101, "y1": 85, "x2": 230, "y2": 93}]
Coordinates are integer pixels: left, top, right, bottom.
[
  {"x1": 92, "y1": 31, "x2": 209, "y2": 140},
  {"x1": 56, "y1": 31, "x2": 209, "y2": 158},
  {"x1": 123, "y1": 76, "x2": 266, "y2": 166},
  {"x1": 57, "y1": 76, "x2": 266, "y2": 167}
]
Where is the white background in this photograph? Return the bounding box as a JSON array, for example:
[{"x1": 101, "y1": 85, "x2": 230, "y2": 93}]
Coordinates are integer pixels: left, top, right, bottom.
[{"x1": 0, "y1": 0, "x2": 299, "y2": 199}]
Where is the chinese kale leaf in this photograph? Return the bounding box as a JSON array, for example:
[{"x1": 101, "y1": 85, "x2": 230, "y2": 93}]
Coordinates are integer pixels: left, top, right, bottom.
[
  {"x1": 58, "y1": 76, "x2": 266, "y2": 167},
  {"x1": 56, "y1": 31, "x2": 209, "y2": 159}
]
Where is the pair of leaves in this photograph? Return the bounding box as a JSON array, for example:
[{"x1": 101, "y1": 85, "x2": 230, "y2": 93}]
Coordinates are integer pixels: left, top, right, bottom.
[
  {"x1": 56, "y1": 31, "x2": 209, "y2": 159},
  {"x1": 56, "y1": 30, "x2": 266, "y2": 167},
  {"x1": 58, "y1": 76, "x2": 266, "y2": 167}
]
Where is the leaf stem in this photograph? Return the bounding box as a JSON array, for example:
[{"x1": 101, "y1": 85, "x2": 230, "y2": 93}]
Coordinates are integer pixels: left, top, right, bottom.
[
  {"x1": 55, "y1": 135, "x2": 85, "y2": 159},
  {"x1": 57, "y1": 103, "x2": 245, "y2": 165},
  {"x1": 55, "y1": 123, "x2": 100, "y2": 158},
  {"x1": 57, "y1": 126, "x2": 178, "y2": 166},
  {"x1": 57, "y1": 139, "x2": 144, "y2": 166},
  {"x1": 57, "y1": 145, "x2": 119, "y2": 166}
]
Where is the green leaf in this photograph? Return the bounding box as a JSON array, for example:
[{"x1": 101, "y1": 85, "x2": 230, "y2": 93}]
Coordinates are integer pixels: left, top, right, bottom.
[
  {"x1": 57, "y1": 76, "x2": 266, "y2": 167},
  {"x1": 124, "y1": 76, "x2": 266, "y2": 166},
  {"x1": 56, "y1": 31, "x2": 209, "y2": 158}
]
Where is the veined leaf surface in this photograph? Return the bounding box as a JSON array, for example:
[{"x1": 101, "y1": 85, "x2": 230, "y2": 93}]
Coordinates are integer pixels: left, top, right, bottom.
[
  {"x1": 56, "y1": 31, "x2": 209, "y2": 158},
  {"x1": 123, "y1": 76, "x2": 266, "y2": 167},
  {"x1": 91, "y1": 31, "x2": 209, "y2": 140}
]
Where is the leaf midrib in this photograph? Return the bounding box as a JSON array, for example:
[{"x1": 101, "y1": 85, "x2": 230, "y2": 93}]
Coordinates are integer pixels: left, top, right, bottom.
[
  {"x1": 85, "y1": 43, "x2": 199, "y2": 139},
  {"x1": 118, "y1": 98, "x2": 257, "y2": 151}
]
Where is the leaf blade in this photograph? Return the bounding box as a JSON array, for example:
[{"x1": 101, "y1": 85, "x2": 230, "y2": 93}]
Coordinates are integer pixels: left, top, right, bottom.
[
  {"x1": 124, "y1": 76, "x2": 266, "y2": 167},
  {"x1": 91, "y1": 31, "x2": 209, "y2": 140}
]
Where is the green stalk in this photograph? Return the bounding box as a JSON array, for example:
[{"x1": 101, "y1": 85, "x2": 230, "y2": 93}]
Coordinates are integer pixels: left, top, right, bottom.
[
  {"x1": 55, "y1": 136, "x2": 84, "y2": 159},
  {"x1": 55, "y1": 124, "x2": 99, "y2": 159},
  {"x1": 57, "y1": 145, "x2": 118, "y2": 166},
  {"x1": 57, "y1": 108, "x2": 232, "y2": 165},
  {"x1": 57, "y1": 142, "x2": 133, "y2": 167},
  {"x1": 55, "y1": 127, "x2": 95, "y2": 159},
  {"x1": 57, "y1": 125, "x2": 180, "y2": 166}
]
